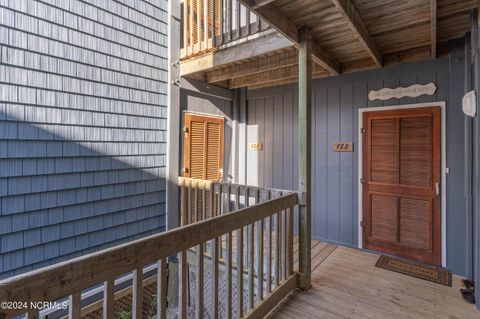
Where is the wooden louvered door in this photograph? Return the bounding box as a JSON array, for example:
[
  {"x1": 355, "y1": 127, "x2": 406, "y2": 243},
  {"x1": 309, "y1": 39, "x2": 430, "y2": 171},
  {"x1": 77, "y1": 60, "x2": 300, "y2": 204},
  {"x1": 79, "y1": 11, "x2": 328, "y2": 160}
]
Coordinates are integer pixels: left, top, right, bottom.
[
  {"x1": 184, "y1": 113, "x2": 224, "y2": 222},
  {"x1": 362, "y1": 107, "x2": 441, "y2": 265}
]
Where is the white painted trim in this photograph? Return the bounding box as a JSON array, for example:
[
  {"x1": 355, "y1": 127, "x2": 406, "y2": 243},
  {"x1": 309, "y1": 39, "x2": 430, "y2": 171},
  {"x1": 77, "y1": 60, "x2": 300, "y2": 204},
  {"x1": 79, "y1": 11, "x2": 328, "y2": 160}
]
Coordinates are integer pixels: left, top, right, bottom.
[{"x1": 357, "y1": 102, "x2": 447, "y2": 267}]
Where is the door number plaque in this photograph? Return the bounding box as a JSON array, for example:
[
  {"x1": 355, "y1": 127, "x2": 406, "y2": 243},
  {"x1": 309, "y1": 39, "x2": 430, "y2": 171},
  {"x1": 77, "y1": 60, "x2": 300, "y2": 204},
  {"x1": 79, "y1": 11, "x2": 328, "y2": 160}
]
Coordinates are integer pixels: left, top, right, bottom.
[{"x1": 332, "y1": 142, "x2": 353, "y2": 152}]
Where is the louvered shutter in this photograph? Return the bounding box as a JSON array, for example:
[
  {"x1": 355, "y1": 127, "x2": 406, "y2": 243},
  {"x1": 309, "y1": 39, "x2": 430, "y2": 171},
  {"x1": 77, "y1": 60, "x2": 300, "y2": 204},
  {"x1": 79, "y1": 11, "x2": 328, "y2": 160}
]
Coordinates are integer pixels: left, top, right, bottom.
[{"x1": 184, "y1": 113, "x2": 224, "y2": 222}]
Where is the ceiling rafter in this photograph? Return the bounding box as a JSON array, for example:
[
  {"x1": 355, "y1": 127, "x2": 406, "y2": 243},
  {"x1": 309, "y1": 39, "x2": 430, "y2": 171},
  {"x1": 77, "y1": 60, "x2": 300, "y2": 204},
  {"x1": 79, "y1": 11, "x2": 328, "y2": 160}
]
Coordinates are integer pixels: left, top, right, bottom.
[
  {"x1": 207, "y1": 49, "x2": 298, "y2": 83},
  {"x1": 239, "y1": 0, "x2": 341, "y2": 75},
  {"x1": 330, "y1": 0, "x2": 382, "y2": 66},
  {"x1": 229, "y1": 64, "x2": 329, "y2": 89},
  {"x1": 430, "y1": 0, "x2": 437, "y2": 58}
]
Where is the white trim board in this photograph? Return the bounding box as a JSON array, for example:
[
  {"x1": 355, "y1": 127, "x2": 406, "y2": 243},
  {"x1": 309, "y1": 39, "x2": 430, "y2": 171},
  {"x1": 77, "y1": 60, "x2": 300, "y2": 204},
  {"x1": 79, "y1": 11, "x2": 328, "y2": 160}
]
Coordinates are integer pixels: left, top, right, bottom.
[{"x1": 357, "y1": 102, "x2": 447, "y2": 267}]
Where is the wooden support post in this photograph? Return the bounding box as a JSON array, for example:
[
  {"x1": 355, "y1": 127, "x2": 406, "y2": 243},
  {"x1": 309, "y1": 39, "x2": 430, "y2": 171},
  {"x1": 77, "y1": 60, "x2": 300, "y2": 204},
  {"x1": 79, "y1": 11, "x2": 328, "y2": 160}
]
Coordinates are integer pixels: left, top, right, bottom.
[
  {"x1": 298, "y1": 26, "x2": 312, "y2": 290},
  {"x1": 69, "y1": 292, "x2": 81, "y2": 319}
]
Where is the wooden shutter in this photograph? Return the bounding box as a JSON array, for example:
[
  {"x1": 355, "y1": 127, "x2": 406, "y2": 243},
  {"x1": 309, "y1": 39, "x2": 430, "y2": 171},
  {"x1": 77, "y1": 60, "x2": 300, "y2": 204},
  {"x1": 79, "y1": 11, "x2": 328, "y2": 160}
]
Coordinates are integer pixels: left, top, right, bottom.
[
  {"x1": 184, "y1": 113, "x2": 224, "y2": 180},
  {"x1": 184, "y1": 113, "x2": 224, "y2": 222}
]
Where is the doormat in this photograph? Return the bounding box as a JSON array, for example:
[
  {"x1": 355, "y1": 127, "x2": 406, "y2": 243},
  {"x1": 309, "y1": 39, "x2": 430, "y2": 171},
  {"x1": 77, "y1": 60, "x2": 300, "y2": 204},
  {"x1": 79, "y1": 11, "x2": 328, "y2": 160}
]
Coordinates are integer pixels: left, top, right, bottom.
[{"x1": 375, "y1": 255, "x2": 452, "y2": 286}]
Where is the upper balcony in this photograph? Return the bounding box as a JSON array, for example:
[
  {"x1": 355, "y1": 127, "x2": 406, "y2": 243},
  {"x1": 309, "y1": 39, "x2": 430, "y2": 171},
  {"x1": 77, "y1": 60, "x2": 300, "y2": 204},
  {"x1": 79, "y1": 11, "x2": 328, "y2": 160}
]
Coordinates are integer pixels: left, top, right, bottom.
[{"x1": 180, "y1": 0, "x2": 478, "y2": 90}]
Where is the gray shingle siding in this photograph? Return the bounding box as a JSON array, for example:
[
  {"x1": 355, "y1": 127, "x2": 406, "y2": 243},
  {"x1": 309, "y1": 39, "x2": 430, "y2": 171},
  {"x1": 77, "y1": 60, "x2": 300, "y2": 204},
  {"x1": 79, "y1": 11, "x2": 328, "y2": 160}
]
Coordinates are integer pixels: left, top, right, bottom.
[{"x1": 0, "y1": 0, "x2": 168, "y2": 279}]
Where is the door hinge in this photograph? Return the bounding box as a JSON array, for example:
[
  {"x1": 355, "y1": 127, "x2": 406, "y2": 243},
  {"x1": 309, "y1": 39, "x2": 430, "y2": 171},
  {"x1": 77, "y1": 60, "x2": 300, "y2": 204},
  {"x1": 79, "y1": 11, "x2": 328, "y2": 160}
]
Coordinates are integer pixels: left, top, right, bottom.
[
  {"x1": 182, "y1": 167, "x2": 189, "y2": 174},
  {"x1": 183, "y1": 127, "x2": 188, "y2": 133},
  {"x1": 361, "y1": 128, "x2": 366, "y2": 134},
  {"x1": 360, "y1": 177, "x2": 365, "y2": 184},
  {"x1": 360, "y1": 220, "x2": 366, "y2": 228}
]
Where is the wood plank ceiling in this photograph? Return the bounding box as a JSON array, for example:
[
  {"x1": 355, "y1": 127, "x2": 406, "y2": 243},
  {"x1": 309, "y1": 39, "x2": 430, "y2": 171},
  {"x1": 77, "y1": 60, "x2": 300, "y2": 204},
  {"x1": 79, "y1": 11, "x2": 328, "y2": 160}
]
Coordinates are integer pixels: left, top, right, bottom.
[{"x1": 188, "y1": 0, "x2": 479, "y2": 90}]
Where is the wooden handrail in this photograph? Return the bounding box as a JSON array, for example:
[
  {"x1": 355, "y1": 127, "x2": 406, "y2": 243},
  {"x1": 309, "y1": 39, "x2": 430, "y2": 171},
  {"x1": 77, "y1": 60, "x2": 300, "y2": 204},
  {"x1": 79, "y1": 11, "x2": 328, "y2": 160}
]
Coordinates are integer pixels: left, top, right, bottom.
[{"x1": 0, "y1": 191, "x2": 298, "y2": 318}]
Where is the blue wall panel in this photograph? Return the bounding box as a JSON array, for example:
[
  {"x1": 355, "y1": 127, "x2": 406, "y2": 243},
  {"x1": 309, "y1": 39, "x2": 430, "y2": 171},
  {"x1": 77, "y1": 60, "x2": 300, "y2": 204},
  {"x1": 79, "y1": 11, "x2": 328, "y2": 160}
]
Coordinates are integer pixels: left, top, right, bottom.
[
  {"x1": 247, "y1": 41, "x2": 469, "y2": 275},
  {"x1": 0, "y1": 0, "x2": 168, "y2": 278}
]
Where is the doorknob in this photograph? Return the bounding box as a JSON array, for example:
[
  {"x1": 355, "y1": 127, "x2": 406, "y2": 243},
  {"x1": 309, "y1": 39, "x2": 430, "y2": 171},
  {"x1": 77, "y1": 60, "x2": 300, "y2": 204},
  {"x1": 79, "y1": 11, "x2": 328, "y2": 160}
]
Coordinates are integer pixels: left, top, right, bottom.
[{"x1": 435, "y1": 183, "x2": 440, "y2": 196}]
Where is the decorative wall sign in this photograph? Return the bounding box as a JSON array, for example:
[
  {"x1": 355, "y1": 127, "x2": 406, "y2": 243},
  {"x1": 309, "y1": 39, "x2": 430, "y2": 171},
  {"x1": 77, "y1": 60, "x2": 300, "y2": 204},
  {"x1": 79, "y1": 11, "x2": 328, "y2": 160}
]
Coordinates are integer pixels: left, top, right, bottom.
[
  {"x1": 332, "y1": 142, "x2": 353, "y2": 152},
  {"x1": 368, "y1": 83, "x2": 437, "y2": 101},
  {"x1": 248, "y1": 143, "x2": 263, "y2": 151}
]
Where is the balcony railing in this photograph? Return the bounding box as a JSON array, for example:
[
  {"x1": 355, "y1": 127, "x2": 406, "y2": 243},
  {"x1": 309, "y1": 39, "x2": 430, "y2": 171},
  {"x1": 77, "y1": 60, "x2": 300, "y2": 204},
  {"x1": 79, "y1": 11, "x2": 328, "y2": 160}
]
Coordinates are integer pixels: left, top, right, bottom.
[
  {"x1": 0, "y1": 178, "x2": 306, "y2": 319},
  {"x1": 181, "y1": 0, "x2": 270, "y2": 59}
]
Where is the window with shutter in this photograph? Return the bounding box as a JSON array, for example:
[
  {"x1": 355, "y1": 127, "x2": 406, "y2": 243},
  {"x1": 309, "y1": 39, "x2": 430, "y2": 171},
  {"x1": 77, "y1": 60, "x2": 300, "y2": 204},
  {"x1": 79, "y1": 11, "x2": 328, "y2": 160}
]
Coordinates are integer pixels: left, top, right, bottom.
[{"x1": 184, "y1": 113, "x2": 224, "y2": 222}]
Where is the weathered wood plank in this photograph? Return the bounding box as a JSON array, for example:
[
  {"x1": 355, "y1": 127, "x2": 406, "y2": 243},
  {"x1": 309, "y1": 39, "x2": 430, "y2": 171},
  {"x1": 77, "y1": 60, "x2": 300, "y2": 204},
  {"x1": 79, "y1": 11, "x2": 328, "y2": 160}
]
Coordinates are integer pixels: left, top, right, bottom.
[
  {"x1": 244, "y1": 274, "x2": 298, "y2": 319},
  {"x1": 238, "y1": 0, "x2": 340, "y2": 74},
  {"x1": 103, "y1": 279, "x2": 115, "y2": 319},
  {"x1": 179, "y1": 251, "x2": 187, "y2": 319},
  {"x1": 156, "y1": 259, "x2": 167, "y2": 319},
  {"x1": 329, "y1": 0, "x2": 382, "y2": 66},
  {"x1": 69, "y1": 292, "x2": 82, "y2": 319},
  {"x1": 132, "y1": 268, "x2": 143, "y2": 319},
  {"x1": 430, "y1": 0, "x2": 437, "y2": 58}
]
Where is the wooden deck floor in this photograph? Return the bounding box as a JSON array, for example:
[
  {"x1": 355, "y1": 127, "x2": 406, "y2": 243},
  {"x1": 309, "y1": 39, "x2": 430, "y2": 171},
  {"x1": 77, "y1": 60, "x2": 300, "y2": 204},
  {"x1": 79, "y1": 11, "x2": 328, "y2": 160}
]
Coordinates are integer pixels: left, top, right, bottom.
[{"x1": 272, "y1": 240, "x2": 480, "y2": 319}]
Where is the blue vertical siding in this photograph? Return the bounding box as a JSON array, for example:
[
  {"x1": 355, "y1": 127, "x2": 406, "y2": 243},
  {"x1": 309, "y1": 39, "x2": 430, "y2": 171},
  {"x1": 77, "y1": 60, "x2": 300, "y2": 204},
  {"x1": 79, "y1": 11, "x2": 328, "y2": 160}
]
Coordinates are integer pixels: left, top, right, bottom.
[
  {"x1": 246, "y1": 42, "x2": 469, "y2": 276},
  {"x1": 0, "y1": 0, "x2": 168, "y2": 278}
]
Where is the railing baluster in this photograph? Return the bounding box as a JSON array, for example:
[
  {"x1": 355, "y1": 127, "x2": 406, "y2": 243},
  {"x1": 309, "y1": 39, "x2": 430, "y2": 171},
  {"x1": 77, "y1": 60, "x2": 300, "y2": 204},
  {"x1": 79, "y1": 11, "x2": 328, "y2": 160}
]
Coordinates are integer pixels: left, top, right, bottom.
[
  {"x1": 203, "y1": 0, "x2": 208, "y2": 49},
  {"x1": 226, "y1": 184, "x2": 233, "y2": 319},
  {"x1": 282, "y1": 208, "x2": 287, "y2": 282},
  {"x1": 103, "y1": 279, "x2": 114, "y2": 319},
  {"x1": 275, "y1": 211, "x2": 281, "y2": 288},
  {"x1": 194, "y1": 183, "x2": 199, "y2": 222},
  {"x1": 132, "y1": 268, "x2": 143, "y2": 319},
  {"x1": 235, "y1": 0, "x2": 240, "y2": 39},
  {"x1": 228, "y1": 0, "x2": 233, "y2": 41},
  {"x1": 179, "y1": 251, "x2": 187, "y2": 319},
  {"x1": 181, "y1": 181, "x2": 186, "y2": 226},
  {"x1": 211, "y1": 236, "x2": 219, "y2": 319},
  {"x1": 26, "y1": 310, "x2": 39, "y2": 319},
  {"x1": 183, "y1": 0, "x2": 188, "y2": 51},
  {"x1": 245, "y1": 6, "x2": 251, "y2": 36},
  {"x1": 287, "y1": 206, "x2": 294, "y2": 275},
  {"x1": 196, "y1": 0, "x2": 201, "y2": 51},
  {"x1": 196, "y1": 243, "x2": 204, "y2": 319},
  {"x1": 255, "y1": 190, "x2": 263, "y2": 303},
  {"x1": 256, "y1": 218, "x2": 264, "y2": 303},
  {"x1": 247, "y1": 188, "x2": 255, "y2": 310},
  {"x1": 157, "y1": 259, "x2": 167, "y2": 319},
  {"x1": 219, "y1": 0, "x2": 224, "y2": 44},
  {"x1": 266, "y1": 215, "x2": 272, "y2": 294},
  {"x1": 235, "y1": 186, "x2": 244, "y2": 316},
  {"x1": 236, "y1": 207, "x2": 244, "y2": 318},
  {"x1": 202, "y1": 187, "x2": 207, "y2": 221},
  {"x1": 69, "y1": 292, "x2": 81, "y2": 319},
  {"x1": 188, "y1": 185, "x2": 193, "y2": 225},
  {"x1": 189, "y1": 0, "x2": 194, "y2": 54},
  {"x1": 211, "y1": 0, "x2": 216, "y2": 47},
  {"x1": 226, "y1": 231, "x2": 233, "y2": 318}
]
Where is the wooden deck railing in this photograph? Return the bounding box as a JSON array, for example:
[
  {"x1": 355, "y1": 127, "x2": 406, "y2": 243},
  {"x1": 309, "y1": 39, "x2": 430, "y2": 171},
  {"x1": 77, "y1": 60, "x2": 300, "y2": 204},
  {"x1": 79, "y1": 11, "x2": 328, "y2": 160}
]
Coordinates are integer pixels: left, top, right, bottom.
[
  {"x1": 181, "y1": 0, "x2": 270, "y2": 58},
  {"x1": 0, "y1": 179, "x2": 303, "y2": 319}
]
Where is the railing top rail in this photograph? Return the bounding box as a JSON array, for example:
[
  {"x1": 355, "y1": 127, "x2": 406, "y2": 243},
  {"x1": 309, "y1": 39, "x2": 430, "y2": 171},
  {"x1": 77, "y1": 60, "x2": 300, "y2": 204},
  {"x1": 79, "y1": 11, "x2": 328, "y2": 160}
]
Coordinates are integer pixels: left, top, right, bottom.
[
  {"x1": 178, "y1": 176, "x2": 301, "y2": 198},
  {"x1": 0, "y1": 192, "x2": 298, "y2": 317}
]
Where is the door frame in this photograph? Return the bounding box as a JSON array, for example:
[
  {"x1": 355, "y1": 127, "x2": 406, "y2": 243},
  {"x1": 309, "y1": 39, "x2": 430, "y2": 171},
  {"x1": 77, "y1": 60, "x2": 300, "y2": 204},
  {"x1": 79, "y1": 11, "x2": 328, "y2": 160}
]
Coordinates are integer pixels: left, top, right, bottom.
[{"x1": 357, "y1": 102, "x2": 447, "y2": 267}]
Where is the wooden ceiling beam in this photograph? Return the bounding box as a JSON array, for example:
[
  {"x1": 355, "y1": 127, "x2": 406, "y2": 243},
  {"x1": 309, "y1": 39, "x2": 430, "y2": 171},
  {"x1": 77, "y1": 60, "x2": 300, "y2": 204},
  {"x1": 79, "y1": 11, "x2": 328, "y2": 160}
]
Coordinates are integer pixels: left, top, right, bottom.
[
  {"x1": 206, "y1": 49, "x2": 298, "y2": 83},
  {"x1": 239, "y1": 0, "x2": 341, "y2": 75},
  {"x1": 180, "y1": 31, "x2": 291, "y2": 76},
  {"x1": 251, "y1": 0, "x2": 277, "y2": 9},
  {"x1": 430, "y1": 0, "x2": 437, "y2": 58},
  {"x1": 229, "y1": 64, "x2": 328, "y2": 89},
  {"x1": 330, "y1": 0, "x2": 382, "y2": 66}
]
